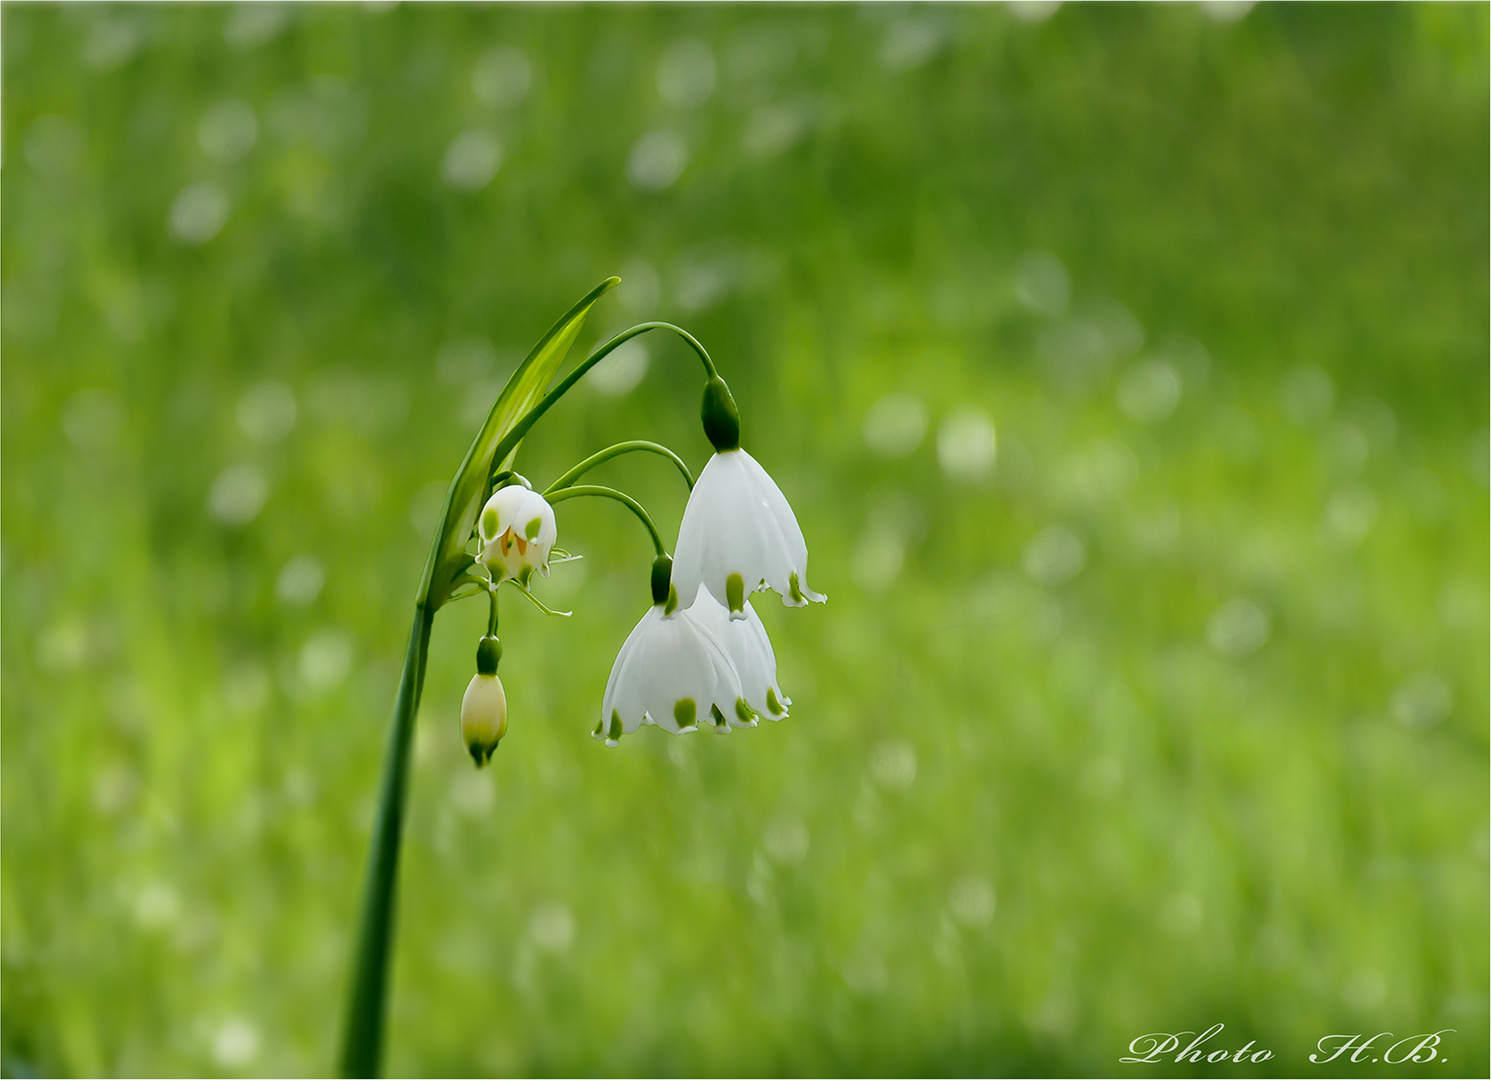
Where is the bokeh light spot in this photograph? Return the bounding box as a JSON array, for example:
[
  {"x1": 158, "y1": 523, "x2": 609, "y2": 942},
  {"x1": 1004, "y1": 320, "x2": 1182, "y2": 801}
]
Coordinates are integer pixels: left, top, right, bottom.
[
  {"x1": 1391, "y1": 671, "x2": 1452, "y2": 729},
  {"x1": 199, "y1": 99, "x2": 258, "y2": 163},
  {"x1": 869, "y1": 740, "x2": 917, "y2": 791},
  {"x1": 948, "y1": 876, "x2": 996, "y2": 927},
  {"x1": 237, "y1": 381, "x2": 297, "y2": 444},
  {"x1": 442, "y1": 130, "x2": 502, "y2": 190},
  {"x1": 276, "y1": 555, "x2": 325, "y2": 607},
  {"x1": 627, "y1": 130, "x2": 688, "y2": 191},
  {"x1": 1014, "y1": 250, "x2": 1069, "y2": 316},
  {"x1": 1117, "y1": 360, "x2": 1181, "y2": 423},
  {"x1": 1280, "y1": 365, "x2": 1335, "y2": 426},
  {"x1": 208, "y1": 464, "x2": 268, "y2": 526},
  {"x1": 169, "y1": 183, "x2": 229, "y2": 245},
  {"x1": 863, "y1": 394, "x2": 928, "y2": 458},
  {"x1": 1206, "y1": 597, "x2": 1270, "y2": 658},
  {"x1": 472, "y1": 45, "x2": 532, "y2": 108},
  {"x1": 937, "y1": 409, "x2": 996, "y2": 481},
  {"x1": 1023, "y1": 525, "x2": 1086, "y2": 587},
  {"x1": 588, "y1": 340, "x2": 649, "y2": 397},
  {"x1": 657, "y1": 39, "x2": 716, "y2": 107}
]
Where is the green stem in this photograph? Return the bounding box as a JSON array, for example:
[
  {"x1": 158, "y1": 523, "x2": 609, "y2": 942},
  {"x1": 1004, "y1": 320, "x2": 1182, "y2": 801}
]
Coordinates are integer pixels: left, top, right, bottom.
[
  {"x1": 484, "y1": 324, "x2": 716, "y2": 481},
  {"x1": 486, "y1": 583, "x2": 500, "y2": 637},
  {"x1": 339, "y1": 604, "x2": 435, "y2": 1078},
  {"x1": 543, "y1": 440, "x2": 694, "y2": 496},
  {"x1": 547, "y1": 484, "x2": 667, "y2": 556}
]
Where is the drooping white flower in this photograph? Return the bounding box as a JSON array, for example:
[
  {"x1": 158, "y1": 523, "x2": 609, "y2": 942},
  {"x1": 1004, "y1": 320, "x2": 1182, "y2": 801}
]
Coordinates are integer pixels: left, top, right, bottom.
[
  {"x1": 595, "y1": 597, "x2": 748, "y2": 746},
  {"x1": 682, "y1": 588, "x2": 791, "y2": 723},
  {"x1": 461, "y1": 672, "x2": 507, "y2": 765},
  {"x1": 671, "y1": 448, "x2": 825, "y2": 620},
  {"x1": 477, "y1": 484, "x2": 557, "y2": 584}
]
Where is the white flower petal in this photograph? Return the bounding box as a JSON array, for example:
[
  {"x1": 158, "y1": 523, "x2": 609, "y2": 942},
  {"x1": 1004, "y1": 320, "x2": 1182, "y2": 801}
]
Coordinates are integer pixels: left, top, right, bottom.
[
  {"x1": 682, "y1": 591, "x2": 790, "y2": 724},
  {"x1": 673, "y1": 448, "x2": 824, "y2": 619}
]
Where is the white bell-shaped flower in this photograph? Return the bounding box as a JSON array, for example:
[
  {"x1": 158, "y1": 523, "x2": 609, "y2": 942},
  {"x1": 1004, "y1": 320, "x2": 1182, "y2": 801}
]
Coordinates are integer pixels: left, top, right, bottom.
[
  {"x1": 671, "y1": 448, "x2": 825, "y2": 620},
  {"x1": 477, "y1": 484, "x2": 557, "y2": 584},
  {"x1": 681, "y1": 588, "x2": 791, "y2": 724},
  {"x1": 595, "y1": 596, "x2": 748, "y2": 746}
]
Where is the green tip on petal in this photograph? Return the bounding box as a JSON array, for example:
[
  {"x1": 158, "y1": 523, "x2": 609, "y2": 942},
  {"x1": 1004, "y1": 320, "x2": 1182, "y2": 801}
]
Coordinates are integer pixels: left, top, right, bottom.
[
  {"x1": 609, "y1": 711, "x2": 623, "y2": 742},
  {"x1": 726, "y1": 572, "x2": 745, "y2": 614},
  {"x1": 593, "y1": 720, "x2": 605, "y2": 737},
  {"x1": 711, "y1": 703, "x2": 729, "y2": 728},
  {"x1": 664, "y1": 583, "x2": 679, "y2": 616},
  {"x1": 525, "y1": 516, "x2": 542, "y2": 540},
  {"x1": 789, "y1": 572, "x2": 804, "y2": 604},
  {"x1": 736, "y1": 698, "x2": 757, "y2": 723},
  {"x1": 674, "y1": 698, "x2": 697, "y2": 731},
  {"x1": 481, "y1": 506, "x2": 499, "y2": 539},
  {"x1": 767, "y1": 687, "x2": 784, "y2": 716}
]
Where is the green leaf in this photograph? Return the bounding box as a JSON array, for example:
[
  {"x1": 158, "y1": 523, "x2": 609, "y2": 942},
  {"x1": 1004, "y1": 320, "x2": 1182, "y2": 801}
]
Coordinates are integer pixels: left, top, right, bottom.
[{"x1": 416, "y1": 277, "x2": 618, "y2": 611}]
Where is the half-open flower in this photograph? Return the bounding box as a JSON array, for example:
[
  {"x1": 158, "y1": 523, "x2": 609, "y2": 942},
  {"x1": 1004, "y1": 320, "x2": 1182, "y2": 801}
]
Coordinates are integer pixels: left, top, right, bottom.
[
  {"x1": 681, "y1": 588, "x2": 791, "y2": 725},
  {"x1": 671, "y1": 448, "x2": 825, "y2": 619},
  {"x1": 595, "y1": 564, "x2": 746, "y2": 745},
  {"x1": 478, "y1": 484, "x2": 557, "y2": 585}
]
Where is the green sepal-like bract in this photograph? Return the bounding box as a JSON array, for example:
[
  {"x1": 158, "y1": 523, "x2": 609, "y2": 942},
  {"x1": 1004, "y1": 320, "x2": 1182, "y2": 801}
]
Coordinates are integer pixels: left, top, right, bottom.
[
  {"x1": 701, "y1": 375, "x2": 740, "y2": 451},
  {"x1": 650, "y1": 554, "x2": 674, "y2": 606}
]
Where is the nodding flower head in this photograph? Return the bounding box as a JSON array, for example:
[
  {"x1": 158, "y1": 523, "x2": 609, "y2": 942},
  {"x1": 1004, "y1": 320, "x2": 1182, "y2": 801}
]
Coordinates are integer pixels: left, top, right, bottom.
[
  {"x1": 478, "y1": 484, "x2": 557, "y2": 585},
  {"x1": 594, "y1": 556, "x2": 755, "y2": 746},
  {"x1": 670, "y1": 447, "x2": 825, "y2": 620}
]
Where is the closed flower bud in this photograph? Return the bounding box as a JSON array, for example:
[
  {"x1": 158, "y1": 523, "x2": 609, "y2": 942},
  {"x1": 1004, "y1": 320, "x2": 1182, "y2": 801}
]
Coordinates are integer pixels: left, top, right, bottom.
[{"x1": 461, "y1": 672, "x2": 508, "y2": 766}]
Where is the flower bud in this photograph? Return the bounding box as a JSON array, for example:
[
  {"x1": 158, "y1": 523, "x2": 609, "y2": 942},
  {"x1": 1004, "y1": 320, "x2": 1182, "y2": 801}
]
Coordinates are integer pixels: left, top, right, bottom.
[{"x1": 461, "y1": 672, "x2": 508, "y2": 766}]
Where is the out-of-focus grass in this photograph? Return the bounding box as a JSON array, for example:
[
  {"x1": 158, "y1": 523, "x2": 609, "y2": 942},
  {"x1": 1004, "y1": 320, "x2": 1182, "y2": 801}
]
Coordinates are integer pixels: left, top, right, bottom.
[{"x1": 2, "y1": 3, "x2": 1486, "y2": 1076}]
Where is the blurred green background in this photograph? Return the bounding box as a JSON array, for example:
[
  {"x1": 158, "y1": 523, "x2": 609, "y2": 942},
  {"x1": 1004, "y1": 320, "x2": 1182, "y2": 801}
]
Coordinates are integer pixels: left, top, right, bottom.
[{"x1": 3, "y1": 2, "x2": 1487, "y2": 1076}]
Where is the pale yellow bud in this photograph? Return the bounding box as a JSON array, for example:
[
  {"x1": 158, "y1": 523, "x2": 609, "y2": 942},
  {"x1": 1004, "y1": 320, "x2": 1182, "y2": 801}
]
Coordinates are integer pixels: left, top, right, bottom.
[{"x1": 460, "y1": 673, "x2": 508, "y2": 766}]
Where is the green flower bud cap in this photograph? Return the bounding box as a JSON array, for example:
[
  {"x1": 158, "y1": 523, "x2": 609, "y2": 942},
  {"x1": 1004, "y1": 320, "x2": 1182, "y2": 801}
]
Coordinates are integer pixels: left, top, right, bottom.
[
  {"x1": 701, "y1": 375, "x2": 740, "y2": 451},
  {"x1": 651, "y1": 554, "x2": 673, "y2": 606},
  {"x1": 476, "y1": 635, "x2": 502, "y2": 676}
]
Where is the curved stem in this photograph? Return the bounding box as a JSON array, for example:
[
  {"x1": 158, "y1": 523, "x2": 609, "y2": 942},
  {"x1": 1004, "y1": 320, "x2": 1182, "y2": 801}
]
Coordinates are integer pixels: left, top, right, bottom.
[
  {"x1": 616, "y1": 321, "x2": 716, "y2": 379},
  {"x1": 484, "y1": 324, "x2": 716, "y2": 479},
  {"x1": 486, "y1": 582, "x2": 500, "y2": 637},
  {"x1": 544, "y1": 441, "x2": 694, "y2": 496},
  {"x1": 546, "y1": 484, "x2": 666, "y2": 556},
  {"x1": 340, "y1": 603, "x2": 434, "y2": 1078}
]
